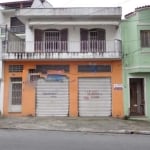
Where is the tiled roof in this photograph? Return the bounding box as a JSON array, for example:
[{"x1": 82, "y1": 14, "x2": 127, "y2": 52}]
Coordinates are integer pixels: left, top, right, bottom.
[
  {"x1": 0, "y1": 0, "x2": 33, "y2": 9},
  {"x1": 125, "y1": 5, "x2": 150, "y2": 18}
]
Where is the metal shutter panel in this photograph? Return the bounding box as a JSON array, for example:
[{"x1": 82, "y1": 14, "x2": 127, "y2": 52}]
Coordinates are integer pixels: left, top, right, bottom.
[
  {"x1": 36, "y1": 77, "x2": 69, "y2": 116},
  {"x1": 79, "y1": 78, "x2": 111, "y2": 116}
]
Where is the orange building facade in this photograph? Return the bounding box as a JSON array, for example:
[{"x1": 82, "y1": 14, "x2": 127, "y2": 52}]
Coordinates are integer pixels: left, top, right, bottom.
[
  {"x1": 3, "y1": 60, "x2": 123, "y2": 117},
  {"x1": 1, "y1": 1, "x2": 123, "y2": 118}
]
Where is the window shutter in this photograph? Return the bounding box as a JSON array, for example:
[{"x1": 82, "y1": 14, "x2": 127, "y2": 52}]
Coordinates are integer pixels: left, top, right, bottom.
[
  {"x1": 34, "y1": 29, "x2": 44, "y2": 52},
  {"x1": 34, "y1": 29, "x2": 43, "y2": 41},
  {"x1": 80, "y1": 28, "x2": 88, "y2": 52},
  {"x1": 61, "y1": 28, "x2": 68, "y2": 41},
  {"x1": 61, "y1": 28, "x2": 68, "y2": 52},
  {"x1": 97, "y1": 29, "x2": 106, "y2": 52},
  {"x1": 11, "y1": 17, "x2": 24, "y2": 26},
  {"x1": 97, "y1": 29, "x2": 105, "y2": 40},
  {"x1": 140, "y1": 30, "x2": 150, "y2": 47},
  {"x1": 80, "y1": 28, "x2": 88, "y2": 41}
]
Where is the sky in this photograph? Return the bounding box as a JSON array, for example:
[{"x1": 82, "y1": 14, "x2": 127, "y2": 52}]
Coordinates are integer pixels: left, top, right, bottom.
[{"x1": 0, "y1": 0, "x2": 150, "y2": 17}]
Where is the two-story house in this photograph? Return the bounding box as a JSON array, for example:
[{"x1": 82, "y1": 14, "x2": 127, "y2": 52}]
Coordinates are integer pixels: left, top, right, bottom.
[
  {"x1": 0, "y1": 0, "x2": 123, "y2": 117},
  {"x1": 122, "y1": 6, "x2": 150, "y2": 119}
]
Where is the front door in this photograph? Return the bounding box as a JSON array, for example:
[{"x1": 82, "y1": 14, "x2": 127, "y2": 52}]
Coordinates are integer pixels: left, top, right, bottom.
[
  {"x1": 130, "y1": 78, "x2": 145, "y2": 116},
  {"x1": 9, "y1": 77, "x2": 22, "y2": 112}
]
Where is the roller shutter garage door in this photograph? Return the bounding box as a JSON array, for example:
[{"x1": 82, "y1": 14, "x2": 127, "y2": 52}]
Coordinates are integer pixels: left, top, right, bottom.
[
  {"x1": 36, "y1": 77, "x2": 69, "y2": 116},
  {"x1": 79, "y1": 78, "x2": 111, "y2": 116}
]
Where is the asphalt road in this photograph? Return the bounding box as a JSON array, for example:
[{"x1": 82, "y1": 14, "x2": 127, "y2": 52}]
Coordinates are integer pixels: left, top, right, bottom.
[{"x1": 0, "y1": 129, "x2": 150, "y2": 150}]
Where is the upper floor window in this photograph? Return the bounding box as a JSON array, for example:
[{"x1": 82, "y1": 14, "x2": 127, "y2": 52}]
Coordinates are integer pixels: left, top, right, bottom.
[
  {"x1": 80, "y1": 28, "x2": 106, "y2": 52},
  {"x1": 80, "y1": 28, "x2": 105, "y2": 41},
  {"x1": 10, "y1": 17, "x2": 25, "y2": 34},
  {"x1": 44, "y1": 30, "x2": 60, "y2": 51},
  {"x1": 89, "y1": 30, "x2": 98, "y2": 40},
  {"x1": 34, "y1": 29, "x2": 68, "y2": 52},
  {"x1": 45, "y1": 30, "x2": 60, "y2": 41},
  {"x1": 140, "y1": 30, "x2": 150, "y2": 48}
]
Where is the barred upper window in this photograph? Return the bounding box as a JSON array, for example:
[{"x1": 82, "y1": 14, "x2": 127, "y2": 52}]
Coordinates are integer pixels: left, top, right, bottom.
[
  {"x1": 80, "y1": 28, "x2": 106, "y2": 52},
  {"x1": 140, "y1": 30, "x2": 150, "y2": 48}
]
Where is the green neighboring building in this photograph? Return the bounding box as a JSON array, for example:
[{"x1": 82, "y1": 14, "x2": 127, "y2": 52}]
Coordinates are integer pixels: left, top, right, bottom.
[{"x1": 121, "y1": 6, "x2": 150, "y2": 119}]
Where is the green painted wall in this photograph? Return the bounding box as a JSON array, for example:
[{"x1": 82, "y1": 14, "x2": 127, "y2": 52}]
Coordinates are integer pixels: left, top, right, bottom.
[{"x1": 121, "y1": 7, "x2": 150, "y2": 118}]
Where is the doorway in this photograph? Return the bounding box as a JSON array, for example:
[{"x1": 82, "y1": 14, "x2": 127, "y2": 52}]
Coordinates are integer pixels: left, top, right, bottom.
[
  {"x1": 9, "y1": 77, "x2": 22, "y2": 112},
  {"x1": 129, "y1": 78, "x2": 145, "y2": 116}
]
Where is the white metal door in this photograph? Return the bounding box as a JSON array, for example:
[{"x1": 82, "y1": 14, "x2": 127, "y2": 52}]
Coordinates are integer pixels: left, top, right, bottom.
[
  {"x1": 36, "y1": 77, "x2": 69, "y2": 116},
  {"x1": 79, "y1": 78, "x2": 111, "y2": 116},
  {"x1": 9, "y1": 77, "x2": 22, "y2": 112}
]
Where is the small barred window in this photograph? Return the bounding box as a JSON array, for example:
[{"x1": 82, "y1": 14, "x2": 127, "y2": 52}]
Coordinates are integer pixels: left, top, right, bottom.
[{"x1": 9, "y1": 65, "x2": 24, "y2": 72}]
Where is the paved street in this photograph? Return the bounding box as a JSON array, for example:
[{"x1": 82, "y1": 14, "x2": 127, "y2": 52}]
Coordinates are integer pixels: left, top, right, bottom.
[{"x1": 0, "y1": 129, "x2": 150, "y2": 150}]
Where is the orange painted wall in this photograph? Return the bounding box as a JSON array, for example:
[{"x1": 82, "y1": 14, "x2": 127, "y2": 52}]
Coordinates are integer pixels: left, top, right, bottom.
[
  {"x1": 3, "y1": 60, "x2": 123, "y2": 117},
  {"x1": 111, "y1": 61, "x2": 124, "y2": 117}
]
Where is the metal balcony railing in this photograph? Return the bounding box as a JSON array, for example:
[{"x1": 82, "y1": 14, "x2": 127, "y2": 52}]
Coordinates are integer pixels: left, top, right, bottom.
[
  {"x1": 35, "y1": 41, "x2": 68, "y2": 53},
  {"x1": 2, "y1": 40, "x2": 122, "y2": 60},
  {"x1": 33, "y1": 40, "x2": 121, "y2": 53}
]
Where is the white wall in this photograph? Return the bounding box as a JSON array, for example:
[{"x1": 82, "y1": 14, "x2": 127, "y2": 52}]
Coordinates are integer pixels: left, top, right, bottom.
[
  {"x1": 0, "y1": 11, "x2": 16, "y2": 115},
  {"x1": 31, "y1": 0, "x2": 43, "y2": 8},
  {"x1": 0, "y1": 11, "x2": 3, "y2": 114},
  {"x1": 0, "y1": 12, "x2": 16, "y2": 28},
  {"x1": 26, "y1": 23, "x2": 34, "y2": 52},
  {"x1": 68, "y1": 26, "x2": 80, "y2": 52},
  {"x1": 0, "y1": 38, "x2": 2, "y2": 80},
  {"x1": 26, "y1": 24, "x2": 120, "y2": 53},
  {"x1": 0, "y1": 11, "x2": 4, "y2": 25}
]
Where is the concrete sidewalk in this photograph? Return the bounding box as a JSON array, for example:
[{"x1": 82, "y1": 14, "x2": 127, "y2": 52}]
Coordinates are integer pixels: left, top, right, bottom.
[{"x1": 0, "y1": 117, "x2": 150, "y2": 134}]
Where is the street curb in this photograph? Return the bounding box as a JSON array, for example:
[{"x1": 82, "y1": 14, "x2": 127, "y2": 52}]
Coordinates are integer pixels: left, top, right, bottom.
[{"x1": 1, "y1": 127, "x2": 150, "y2": 135}]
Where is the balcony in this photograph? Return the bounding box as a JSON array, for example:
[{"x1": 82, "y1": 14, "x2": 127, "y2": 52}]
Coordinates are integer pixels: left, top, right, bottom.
[{"x1": 2, "y1": 40, "x2": 122, "y2": 60}]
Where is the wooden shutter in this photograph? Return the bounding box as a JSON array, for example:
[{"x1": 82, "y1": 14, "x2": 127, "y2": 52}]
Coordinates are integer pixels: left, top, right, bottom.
[
  {"x1": 80, "y1": 28, "x2": 88, "y2": 52},
  {"x1": 60, "y1": 28, "x2": 68, "y2": 52},
  {"x1": 97, "y1": 29, "x2": 106, "y2": 52},
  {"x1": 34, "y1": 29, "x2": 44, "y2": 52},
  {"x1": 11, "y1": 17, "x2": 24, "y2": 26},
  {"x1": 80, "y1": 28, "x2": 88, "y2": 41},
  {"x1": 34, "y1": 29, "x2": 43, "y2": 41},
  {"x1": 97, "y1": 29, "x2": 105, "y2": 40},
  {"x1": 61, "y1": 28, "x2": 68, "y2": 41}
]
